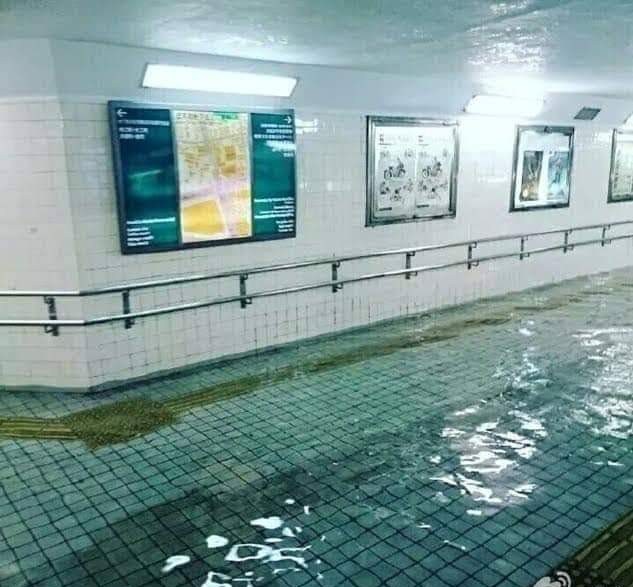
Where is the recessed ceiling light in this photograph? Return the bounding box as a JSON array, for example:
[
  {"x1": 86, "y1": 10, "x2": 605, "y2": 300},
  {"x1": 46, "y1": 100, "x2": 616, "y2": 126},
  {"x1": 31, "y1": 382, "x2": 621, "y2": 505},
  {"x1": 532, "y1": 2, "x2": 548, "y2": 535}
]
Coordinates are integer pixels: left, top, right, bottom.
[
  {"x1": 464, "y1": 94, "x2": 544, "y2": 118},
  {"x1": 142, "y1": 64, "x2": 298, "y2": 97}
]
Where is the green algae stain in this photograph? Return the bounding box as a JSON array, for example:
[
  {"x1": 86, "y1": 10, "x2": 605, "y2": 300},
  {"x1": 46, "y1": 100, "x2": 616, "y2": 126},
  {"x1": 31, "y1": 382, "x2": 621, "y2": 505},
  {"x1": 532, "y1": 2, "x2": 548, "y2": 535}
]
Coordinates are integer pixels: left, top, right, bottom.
[{"x1": 60, "y1": 399, "x2": 176, "y2": 449}]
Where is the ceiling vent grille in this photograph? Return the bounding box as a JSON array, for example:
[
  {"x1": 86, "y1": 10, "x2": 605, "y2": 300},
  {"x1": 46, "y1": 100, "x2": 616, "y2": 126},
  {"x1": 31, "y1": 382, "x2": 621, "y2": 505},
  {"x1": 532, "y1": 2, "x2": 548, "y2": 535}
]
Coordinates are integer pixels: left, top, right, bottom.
[{"x1": 574, "y1": 107, "x2": 601, "y2": 121}]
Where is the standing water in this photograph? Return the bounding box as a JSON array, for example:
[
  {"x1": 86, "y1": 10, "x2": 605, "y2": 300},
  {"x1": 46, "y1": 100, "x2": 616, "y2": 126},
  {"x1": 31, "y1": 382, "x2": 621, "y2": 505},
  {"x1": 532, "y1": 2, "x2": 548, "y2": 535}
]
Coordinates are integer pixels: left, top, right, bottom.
[{"x1": 1, "y1": 269, "x2": 632, "y2": 586}]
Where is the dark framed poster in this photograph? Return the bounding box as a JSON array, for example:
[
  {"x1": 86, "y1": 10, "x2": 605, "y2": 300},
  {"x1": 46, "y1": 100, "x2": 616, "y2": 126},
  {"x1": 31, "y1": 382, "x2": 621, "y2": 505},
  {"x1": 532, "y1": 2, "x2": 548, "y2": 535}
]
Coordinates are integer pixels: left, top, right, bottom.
[
  {"x1": 510, "y1": 126, "x2": 574, "y2": 212},
  {"x1": 366, "y1": 116, "x2": 458, "y2": 226},
  {"x1": 608, "y1": 130, "x2": 633, "y2": 203},
  {"x1": 108, "y1": 101, "x2": 297, "y2": 254}
]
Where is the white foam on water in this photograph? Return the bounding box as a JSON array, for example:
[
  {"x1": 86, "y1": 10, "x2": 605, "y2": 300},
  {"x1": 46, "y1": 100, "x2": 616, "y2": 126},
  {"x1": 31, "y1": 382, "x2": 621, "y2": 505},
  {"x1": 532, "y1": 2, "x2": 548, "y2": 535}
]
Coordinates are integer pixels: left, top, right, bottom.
[
  {"x1": 284, "y1": 498, "x2": 296, "y2": 505},
  {"x1": 206, "y1": 535, "x2": 229, "y2": 549},
  {"x1": 431, "y1": 474, "x2": 458, "y2": 486},
  {"x1": 226, "y1": 544, "x2": 272, "y2": 563},
  {"x1": 161, "y1": 555, "x2": 190, "y2": 573},
  {"x1": 433, "y1": 491, "x2": 451, "y2": 504},
  {"x1": 461, "y1": 450, "x2": 513, "y2": 474},
  {"x1": 442, "y1": 427, "x2": 465, "y2": 438},
  {"x1": 303, "y1": 506, "x2": 310, "y2": 515},
  {"x1": 295, "y1": 527, "x2": 302, "y2": 533},
  {"x1": 453, "y1": 406, "x2": 479, "y2": 417},
  {"x1": 443, "y1": 540, "x2": 467, "y2": 552},
  {"x1": 476, "y1": 421, "x2": 499, "y2": 432},
  {"x1": 265, "y1": 538, "x2": 283, "y2": 543},
  {"x1": 225, "y1": 543, "x2": 311, "y2": 571},
  {"x1": 519, "y1": 328, "x2": 534, "y2": 337},
  {"x1": 273, "y1": 567, "x2": 299, "y2": 575},
  {"x1": 456, "y1": 473, "x2": 503, "y2": 504},
  {"x1": 467, "y1": 509, "x2": 483, "y2": 516},
  {"x1": 268, "y1": 546, "x2": 311, "y2": 568},
  {"x1": 250, "y1": 516, "x2": 284, "y2": 530},
  {"x1": 201, "y1": 571, "x2": 232, "y2": 587},
  {"x1": 514, "y1": 483, "x2": 536, "y2": 494},
  {"x1": 282, "y1": 527, "x2": 296, "y2": 538}
]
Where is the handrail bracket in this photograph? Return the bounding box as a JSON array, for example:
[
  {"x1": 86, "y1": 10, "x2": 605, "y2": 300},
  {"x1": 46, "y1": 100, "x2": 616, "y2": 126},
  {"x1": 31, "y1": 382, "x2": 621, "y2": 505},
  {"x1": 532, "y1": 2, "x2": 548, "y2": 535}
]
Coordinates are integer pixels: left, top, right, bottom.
[
  {"x1": 122, "y1": 290, "x2": 134, "y2": 329},
  {"x1": 43, "y1": 296, "x2": 59, "y2": 336},
  {"x1": 331, "y1": 261, "x2": 343, "y2": 292},
  {"x1": 467, "y1": 242, "x2": 479, "y2": 269},
  {"x1": 519, "y1": 236, "x2": 530, "y2": 260},
  {"x1": 405, "y1": 251, "x2": 418, "y2": 279},
  {"x1": 239, "y1": 274, "x2": 253, "y2": 308}
]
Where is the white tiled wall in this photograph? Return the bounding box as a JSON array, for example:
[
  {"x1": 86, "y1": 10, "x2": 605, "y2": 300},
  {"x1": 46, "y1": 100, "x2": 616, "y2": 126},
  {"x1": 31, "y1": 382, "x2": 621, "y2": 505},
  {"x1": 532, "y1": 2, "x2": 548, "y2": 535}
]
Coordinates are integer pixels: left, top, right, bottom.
[
  {"x1": 2, "y1": 96, "x2": 633, "y2": 392},
  {"x1": 0, "y1": 99, "x2": 90, "y2": 390}
]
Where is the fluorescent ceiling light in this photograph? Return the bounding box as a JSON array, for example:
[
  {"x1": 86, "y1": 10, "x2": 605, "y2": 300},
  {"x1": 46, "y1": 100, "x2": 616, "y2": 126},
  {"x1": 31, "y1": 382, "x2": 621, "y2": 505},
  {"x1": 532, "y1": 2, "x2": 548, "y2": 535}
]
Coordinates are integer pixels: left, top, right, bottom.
[
  {"x1": 142, "y1": 64, "x2": 297, "y2": 97},
  {"x1": 465, "y1": 94, "x2": 544, "y2": 118}
]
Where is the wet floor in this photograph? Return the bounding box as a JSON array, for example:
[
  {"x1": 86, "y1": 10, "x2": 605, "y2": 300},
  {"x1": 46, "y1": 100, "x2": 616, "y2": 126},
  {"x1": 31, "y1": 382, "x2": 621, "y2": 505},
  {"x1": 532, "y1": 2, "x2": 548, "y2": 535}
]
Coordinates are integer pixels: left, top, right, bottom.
[{"x1": 1, "y1": 269, "x2": 633, "y2": 587}]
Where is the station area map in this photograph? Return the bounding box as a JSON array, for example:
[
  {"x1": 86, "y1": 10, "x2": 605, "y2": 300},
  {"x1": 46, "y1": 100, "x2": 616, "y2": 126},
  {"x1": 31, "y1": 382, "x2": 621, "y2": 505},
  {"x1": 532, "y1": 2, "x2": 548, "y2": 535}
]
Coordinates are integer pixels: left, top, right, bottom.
[{"x1": 173, "y1": 111, "x2": 252, "y2": 242}]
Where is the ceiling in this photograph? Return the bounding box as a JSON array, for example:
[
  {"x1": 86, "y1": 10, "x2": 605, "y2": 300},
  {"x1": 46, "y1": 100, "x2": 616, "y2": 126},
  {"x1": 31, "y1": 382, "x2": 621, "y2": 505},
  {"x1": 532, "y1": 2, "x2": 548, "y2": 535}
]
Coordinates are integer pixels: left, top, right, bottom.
[{"x1": 3, "y1": 0, "x2": 633, "y2": 96}]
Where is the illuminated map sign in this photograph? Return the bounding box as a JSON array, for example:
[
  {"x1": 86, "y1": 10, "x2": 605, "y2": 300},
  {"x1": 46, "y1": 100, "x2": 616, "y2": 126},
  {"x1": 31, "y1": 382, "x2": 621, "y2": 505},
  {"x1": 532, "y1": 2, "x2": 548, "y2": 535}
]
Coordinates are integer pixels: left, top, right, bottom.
[{"x1": 109, "y1": 102, "x2": 296, "y2": 254}]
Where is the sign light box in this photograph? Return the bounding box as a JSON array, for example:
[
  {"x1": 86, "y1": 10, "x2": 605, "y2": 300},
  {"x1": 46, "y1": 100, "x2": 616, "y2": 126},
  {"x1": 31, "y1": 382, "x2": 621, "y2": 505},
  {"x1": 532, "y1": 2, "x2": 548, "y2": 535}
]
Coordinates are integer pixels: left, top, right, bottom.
[{"x1": 108, "y1": 101, "x2": 297, "y2": 254}]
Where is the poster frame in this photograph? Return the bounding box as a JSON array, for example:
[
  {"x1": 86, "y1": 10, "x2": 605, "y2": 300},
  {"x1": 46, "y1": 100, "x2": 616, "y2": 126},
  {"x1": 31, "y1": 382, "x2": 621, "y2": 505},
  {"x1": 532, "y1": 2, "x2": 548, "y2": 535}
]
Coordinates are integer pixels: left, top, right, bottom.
[
  {"x1": 509, "y1": 125, "x2": 575, "y2": 213},
  {"x1": 108, "y1": 100, "x2": 297, "y2": 255},
  {"x1": 365, "y1": 116, "x2": 459, "y2": 227},
  {"x1": 607, "y1": 129, "x2": 633, "y2": 204}
]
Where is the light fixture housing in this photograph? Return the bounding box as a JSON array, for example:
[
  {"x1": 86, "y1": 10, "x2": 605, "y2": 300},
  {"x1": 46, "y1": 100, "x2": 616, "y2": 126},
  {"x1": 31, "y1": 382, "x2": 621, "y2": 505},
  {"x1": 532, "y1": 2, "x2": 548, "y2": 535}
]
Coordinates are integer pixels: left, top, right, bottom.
[
  {"x1": 465, "y1": 94, "x2": 544, "y2": 118},
  {"x1": 574, "y1": 107, "x2": 601, "y2": 121},
  {"x1": 142, "y1": 64, "x2": 298, "y2": 97}
]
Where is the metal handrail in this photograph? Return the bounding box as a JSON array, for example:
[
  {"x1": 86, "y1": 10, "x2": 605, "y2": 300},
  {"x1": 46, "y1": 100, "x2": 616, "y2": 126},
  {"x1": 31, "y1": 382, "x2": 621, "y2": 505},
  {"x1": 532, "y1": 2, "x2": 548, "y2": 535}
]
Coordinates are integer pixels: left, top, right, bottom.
[
  {"x1": 1, "y1": 219, "x2": 631, "y2": 298},
  {"x1": 0, "y1": 220, "x2": 630, "y2": 335}
]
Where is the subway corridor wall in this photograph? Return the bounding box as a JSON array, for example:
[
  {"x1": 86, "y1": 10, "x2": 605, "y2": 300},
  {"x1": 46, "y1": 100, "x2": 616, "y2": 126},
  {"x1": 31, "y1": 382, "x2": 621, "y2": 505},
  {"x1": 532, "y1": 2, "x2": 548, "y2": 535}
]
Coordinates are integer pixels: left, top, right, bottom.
[{"x1": 1, "y1": 39, "x2": 633, "y2": 393}]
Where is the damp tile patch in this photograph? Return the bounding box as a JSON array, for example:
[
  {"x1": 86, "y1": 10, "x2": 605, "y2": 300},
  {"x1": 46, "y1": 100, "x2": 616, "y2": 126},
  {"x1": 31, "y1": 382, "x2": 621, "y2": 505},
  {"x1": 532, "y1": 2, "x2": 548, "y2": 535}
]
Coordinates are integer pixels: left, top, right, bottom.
[{"x1": 0, "y1": 289, "x2": 594, "y2": 448}]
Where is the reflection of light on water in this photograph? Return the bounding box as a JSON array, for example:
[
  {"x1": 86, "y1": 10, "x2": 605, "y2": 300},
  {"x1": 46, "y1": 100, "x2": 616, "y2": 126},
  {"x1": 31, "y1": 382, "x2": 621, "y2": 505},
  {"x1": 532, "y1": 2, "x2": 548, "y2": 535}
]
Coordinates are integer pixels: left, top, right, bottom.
[
  {"x1": 225, "y1": 543, "x2": 311, "y2": 566},
  {"x1": 162, "y1": 555, "x2": 190, "y2": 573},
  {"x1": 207, "y1": 535, "x2": 229, "y2": 548},
  {"x1": 574, "y1": 328, "x2": 633, "y2": 441},
  {"x1": 163, "y1": 501, "x2": 320, "y2": 583},
  {"x1": 251, "y1": 516, "x2": 283, "y2": 530},
  {"x1": 494, "y1": 346, "x2": 550, "y2": 393},
  {"x1": 434, "y1": 348, "x2": 548, "y2": 508}
]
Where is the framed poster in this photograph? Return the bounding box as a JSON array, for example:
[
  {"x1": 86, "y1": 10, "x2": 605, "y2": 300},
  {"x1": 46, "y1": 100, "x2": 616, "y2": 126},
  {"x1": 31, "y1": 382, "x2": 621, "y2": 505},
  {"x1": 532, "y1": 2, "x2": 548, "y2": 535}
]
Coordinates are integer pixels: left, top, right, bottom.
[
  {"x1": 109, "y1": 101, "x2": 296, "y2": 254},
  {"x1": 608, "y1": 130, "x2": 633, "y2": 203},
  {"x1": 366, "y1": 117, "x2": 458, "y2": 225},
  {"x1": 510, "y1": 126, "x2": 574, "y2": 211}
]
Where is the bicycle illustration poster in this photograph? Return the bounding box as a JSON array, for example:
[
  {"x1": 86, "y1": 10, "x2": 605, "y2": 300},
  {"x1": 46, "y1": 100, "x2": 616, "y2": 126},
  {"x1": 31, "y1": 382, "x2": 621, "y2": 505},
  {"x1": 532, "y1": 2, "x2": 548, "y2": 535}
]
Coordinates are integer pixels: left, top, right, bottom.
[{"x1": 368, "y1": 117, "x2": 457, "y2": 224}]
